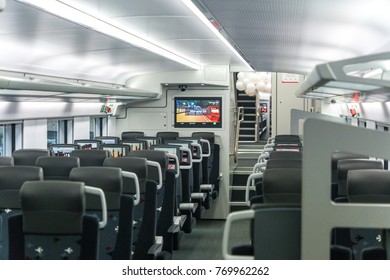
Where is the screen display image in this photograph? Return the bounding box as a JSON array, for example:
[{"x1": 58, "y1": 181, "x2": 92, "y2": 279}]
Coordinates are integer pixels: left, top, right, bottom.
[
  {"x1": 50, "y1": 146, "x2": 78, "y2": 157},
  {"x1": 74, "y1": 140, "x2": 100, "y2": 150},
  {"x1": 153, "y1": 147, "x2": 178, "y2": 155},
  {"x1": 122, "y1": 141, "x2": 145, "y2": 151},
  {"x1": 137, "y1": 137, "x2": 159, "y2": 149},
  {"x1": 174, "y1": 97, "x2": 222, "y2": 128},
  {"x1": 102, "y1": 146, "x2": 128, "y2": 157},
  {"x1": 95, "y1": 137, "x2": 120, "y2": 144}
]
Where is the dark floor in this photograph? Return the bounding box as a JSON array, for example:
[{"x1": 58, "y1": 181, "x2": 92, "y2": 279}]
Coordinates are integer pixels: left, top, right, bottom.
[{"x1": 172, "y1": 219, "x2": 251, "y2": 260}]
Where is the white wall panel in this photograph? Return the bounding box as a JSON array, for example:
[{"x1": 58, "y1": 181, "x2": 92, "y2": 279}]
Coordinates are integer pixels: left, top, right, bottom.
[
  {"x1": 23, "y1": 119, "x2": 47, "y2": 148},
  {"x1": 73, "y1": 116, "x2": 90, "y2": 140}
]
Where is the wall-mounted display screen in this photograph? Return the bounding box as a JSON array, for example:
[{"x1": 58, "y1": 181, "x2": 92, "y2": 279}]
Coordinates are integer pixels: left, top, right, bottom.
[{"x1": 174, "y1": 97, "x2": 222, "y2": 128}]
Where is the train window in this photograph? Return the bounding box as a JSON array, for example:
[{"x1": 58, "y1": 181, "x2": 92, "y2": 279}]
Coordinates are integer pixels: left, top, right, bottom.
[
  {"x1": 47, "y1": 119, "x2": 73, "y2": 145},
  {"x1": 90, "y1": 117, "x2": 107, "y2": 138},
  {"x1": 0, "y1": 123, "x2": 22, "y2": 156}
]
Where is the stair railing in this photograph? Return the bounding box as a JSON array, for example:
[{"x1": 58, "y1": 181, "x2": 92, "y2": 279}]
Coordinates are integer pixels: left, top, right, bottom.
[{"x1": 233, "y1": 107, "x2": 245, "y2": 163}]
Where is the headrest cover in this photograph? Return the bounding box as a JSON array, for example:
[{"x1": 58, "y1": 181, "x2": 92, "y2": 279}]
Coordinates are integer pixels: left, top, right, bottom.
[
  {"x1": 266, "y1": 159, "x2": 302, "y2": 169},
  {"x1": 338, "y1": 159, "x2": 383, "y2": 180},
  {"x1": 269, "y1": 151, "x2": 302, "y2": 160},
  {"x1": 103, "y1": 157, "x2": 148, "y2": 193},
  {"x1": 347, "y1": 170, "x2": 390, "y2": 203},
  {"x1": 12, "y1": 149, "x2": 51, "y2": 166},
  {"x1": 21, "y1": 181, "x2": 85, "y2": 234},
  {"x1": 70, "y1": 166, "x2": 122, "y2": 210},
  {"x1": 121, "y1": 131, "x2": 144, "y2": 140},
  {"x1": 331, "y1": 151, "x2": 368, "y2": 171},
  {"x1": 0, "y1": 156, "x2": 14, "y2": 166},
  {"x1": 35, "y1": 156, "x2": 80, "y2": 179},
  {"x1": 263, "y1": 168, "x2": 302, "y2": 204},
  {"x1": 274, "y1": 134, "x2": 301, "y2": 143},
  {"x1": 156, "y1": 131, "x2": 179, "y2": 142},
  {"x1": 0, "y1": 166, "x2": 43, "y2": 208},
  {"x1": 128, "y1": 150, "x2": 168, "y2": 169},
  {"x1": 70, "y1": 150, "x2": 109, "y2": 166}
]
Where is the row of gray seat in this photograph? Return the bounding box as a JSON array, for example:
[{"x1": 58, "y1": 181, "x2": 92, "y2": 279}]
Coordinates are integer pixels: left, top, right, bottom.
[{"x1": 0, "y1": 131, "x2": 221, "y2": 260}]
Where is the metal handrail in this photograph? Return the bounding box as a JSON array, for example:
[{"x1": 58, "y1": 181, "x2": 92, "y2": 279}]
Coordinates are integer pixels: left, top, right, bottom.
[{"x1": 233, "y1": 106, "x2": 245, "y2": 163}]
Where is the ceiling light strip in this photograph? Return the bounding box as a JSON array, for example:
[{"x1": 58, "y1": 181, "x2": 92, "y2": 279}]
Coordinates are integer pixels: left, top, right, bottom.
[
  {"x1": 181, "y1": 0, "x2": 254, "y2": 71},
  {"x1": 16, "y1": 0, "x2": 201, "y2": 70}
]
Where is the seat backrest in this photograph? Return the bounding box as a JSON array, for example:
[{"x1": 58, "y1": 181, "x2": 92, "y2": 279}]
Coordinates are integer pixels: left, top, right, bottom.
[
  {"x1": 0, "y1": 166, "x2": 43, "y2": 208},
  {"x1": 70, "y1": 166, "x2": 122, "y2": 210},
  {"x1": 128, "y1": 150, "x2": 167, "y2": 181},
  {"x1": 121, "y1": 131, "x2": 144, "y2": 141},
  {"x1": 35, "y1": 156, "x2": 80, "y2": 180},
  {"x1": 252, "y1": 206, "x2": 301, "y2": 259},
  {"x1": 331, "y1": 151, "x2": 368, "y2": 183},
  {"x1": 337, "y1": 159, "x2": 383, "y2": 196},
  {"x1": 12, "y1": 149, "x2": 51, "y2": 166},
  {"x1": 156, "y1": 131, "x2": 179, "y2": 143},
  {"x1": 274, "y1": 134, "x2": 301, "y2": 143},
  {"x1": 266, "y1": 159, "x2": 302, "y2": 169},
  {"x1": 0, "y1": 156, "x2": 14, "y2": 166},
  {"x1": 70, "y1": 149, "x2": 109, "y2": 166},
  {"x1": 0, "y1": 166, "x2": 43, "y2": 259},
  {"x1": 262, "y1": 168, "x2": 301, "y2": 204},
  {"x1": 268, "y1": 151, "x2": 302, "y2": 160},
  {"x1": 8, "y1": 181, "x2": 100, "y2": 260},
  {"x1": 103, "y1": 157, "x2": 148, "y2": 193},
  {"x1": 347, "y1": 169, "x2": 390, "y2": 203},
  {"x1": 69, "y1": 166, "x2": 134, "y2": 260}
]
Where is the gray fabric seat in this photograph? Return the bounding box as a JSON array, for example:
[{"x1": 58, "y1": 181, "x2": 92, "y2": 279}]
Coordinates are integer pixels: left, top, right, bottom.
[
  {"x1": 12, "y1": 149, "x2": 51, "y2": 166},
  {"x1": 0, "y1": 157, "x2": 14, "y2": 166},
  {"x1": 35, "y1": 156, "x2": 80, "y2": 180},
  {"x1": 69, "y1": 166, "x2": 134, "y2": 260},
  {"x1": 0, "y1": 166, "x2": 43, "y2": 259},
  {"x1": 8, "y1": 181, "x2": 100, "y2": 260},
  {"x1": 70, "y1": 149, "x2": 109, "y2": 166},
  {"x1": 337, "y1": 159, "x2": 383, "y2": 197}
]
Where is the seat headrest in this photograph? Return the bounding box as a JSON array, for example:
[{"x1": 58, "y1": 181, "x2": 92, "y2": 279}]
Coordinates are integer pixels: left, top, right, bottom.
[
  {"x1": 269, "y1": 151, "x2": 302, "y2": 160},
  {"x1": 331, "y1": 151, "x2": 368, "y2": 171},
  {"x1": 274, "y1": 134, "x2": 301, "y2": 143},
  {"x1": 156, "y1": 131, "x2": 179, "y2": 143},
  {"x1": 337, "y1": 159, "x2": 383, "y2": 181},
  {"x1": 70, "y1": 166, "x2": 122, "y2": 210},
  {"x1": 21, "y1": 181, "x2": 85, "y2": 234},
  {"x1": 0, "y1": 156, "x2": 14, "y2": 166},
  {"x1": 35, "y1": 156, "x2": 80, "y2": 179},
  {"x1": 0, "y1": 166, "x2": 43, "y2": 208},
  {"x1": 266, "y1": 159, "x2": 302, "y2": 169},
  {"x1": 347, "y1": 170, "x2": 390, "y2": 203},
  {"x1": 121, "y1": 131, "x2": 144, "y2": 140},
  {"x1": 12, "y1": 149, "x2": 51, "y2": 166},
  {"x1": 103, "y1": 157, "x2": 147, "y2": 193},
  {"x1": 263, "y1": 168, "x2": 302, "y2": 204},
  {"x1": 191, "y1": 132, "x2": 215, "y2": 146},
  {"x1": 128, "y1": 150, "x2": 168, "y2": 169},
  {"x1": 70, "y1": 149, "x2": 109, "y2": 166}
]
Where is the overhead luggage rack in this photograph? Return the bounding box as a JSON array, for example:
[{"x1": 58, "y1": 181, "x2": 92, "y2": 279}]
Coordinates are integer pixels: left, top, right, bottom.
[{"x1": 295, "y1": 52, "x2": 390, "y2": 102}]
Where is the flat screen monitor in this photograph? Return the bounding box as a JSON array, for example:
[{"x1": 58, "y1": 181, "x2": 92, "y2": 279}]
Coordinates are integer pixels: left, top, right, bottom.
[
  {"x1": 95, "y1": 136, "x2": 120, "y2": 145},
  {"x1": 121, "y1": 140, "x2": 147, "y2": 151},
  {"x1": 165, "y1": 140, "x2": 192, "y2": 149},
  {"x1": 136, "y1": 137, "x2": 161, "y2": 149},
  {"x1": 49, "y1": 144, "x2": 79, "y2": 157},
  {"x1": 174, "y1": 96, "x2": 222, "y2": 128},
  {"x1": 152, "y1": 145, "x2": 180, "y2": 156},
  {"x1": 101, "y1": 144, "x2": 130, "y2": 157},
  {"x1": 74, "y1": 139, "x2": 101, "y2": 150}
]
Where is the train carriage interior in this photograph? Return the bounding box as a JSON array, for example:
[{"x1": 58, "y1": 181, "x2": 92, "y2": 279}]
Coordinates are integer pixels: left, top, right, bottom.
[{"x1": 2, "y1": 0, "x2": 390, "y2": 262}]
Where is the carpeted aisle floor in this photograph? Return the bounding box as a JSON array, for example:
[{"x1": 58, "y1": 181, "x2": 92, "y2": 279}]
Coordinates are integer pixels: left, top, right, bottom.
[{"x1": 172, "y1": 219, "x2": 251, "y2": 260}]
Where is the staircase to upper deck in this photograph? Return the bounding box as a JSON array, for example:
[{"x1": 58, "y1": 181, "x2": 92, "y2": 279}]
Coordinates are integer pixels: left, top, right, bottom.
[{"x1": 229, "y1": 142, "x2": 265, "y2": 212}]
